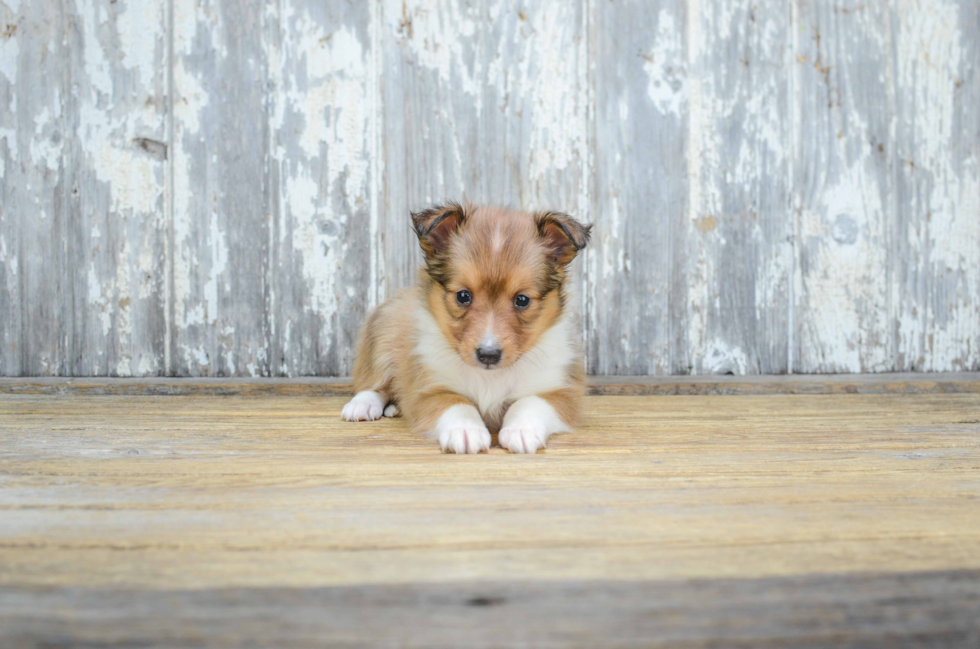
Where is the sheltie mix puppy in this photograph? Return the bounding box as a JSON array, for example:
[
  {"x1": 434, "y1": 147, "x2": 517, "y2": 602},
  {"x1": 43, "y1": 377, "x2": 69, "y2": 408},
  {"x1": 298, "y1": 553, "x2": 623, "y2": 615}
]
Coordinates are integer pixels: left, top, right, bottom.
[{"x1": 342, "y1": 203, "x2": 591, "y2": 454}]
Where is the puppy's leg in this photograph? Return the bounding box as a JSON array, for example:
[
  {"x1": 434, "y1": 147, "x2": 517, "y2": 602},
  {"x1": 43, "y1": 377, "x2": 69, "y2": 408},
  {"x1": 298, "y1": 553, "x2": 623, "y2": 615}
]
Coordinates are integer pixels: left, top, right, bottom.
[
  {"x1": 499, "y1": 388, "x2": 579, "y2": 454},
  {"x1": 414, "y1": 390, "x2": 490, "y2": 454},
  {"x1": 344, "y1": 303, "x2": 395, "y2": 422},
  {"x1": 342, "y1": 390, "x2": 387, "y2": 421}
]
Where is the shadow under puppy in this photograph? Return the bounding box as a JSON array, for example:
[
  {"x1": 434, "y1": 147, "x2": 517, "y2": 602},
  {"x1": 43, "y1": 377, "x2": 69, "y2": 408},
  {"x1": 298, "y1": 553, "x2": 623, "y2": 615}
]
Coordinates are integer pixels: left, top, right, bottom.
[{"x1": 342, "y1": 203, "x2": 591, "y2": 454}]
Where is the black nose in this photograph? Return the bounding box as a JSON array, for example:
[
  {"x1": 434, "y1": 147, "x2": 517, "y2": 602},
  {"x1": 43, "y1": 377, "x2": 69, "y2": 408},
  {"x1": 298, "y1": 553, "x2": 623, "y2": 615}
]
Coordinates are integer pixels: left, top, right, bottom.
[{"x1": 476, "y1": 346, "x2": 502, "y2": 366}]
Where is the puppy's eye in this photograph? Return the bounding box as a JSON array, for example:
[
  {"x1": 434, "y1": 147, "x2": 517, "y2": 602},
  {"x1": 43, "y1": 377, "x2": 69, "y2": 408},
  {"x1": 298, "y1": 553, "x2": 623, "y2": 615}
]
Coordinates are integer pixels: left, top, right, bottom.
[
  {"x1": 514, "y1": 294, "x2": 531, "y2": 310},
  {"x1": 455, "y1": 290, "x2": 472, "y2": 306}
]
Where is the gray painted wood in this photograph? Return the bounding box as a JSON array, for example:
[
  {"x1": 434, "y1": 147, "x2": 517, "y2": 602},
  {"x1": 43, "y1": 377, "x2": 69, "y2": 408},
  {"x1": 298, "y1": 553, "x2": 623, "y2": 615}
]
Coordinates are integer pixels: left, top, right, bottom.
[
  {"x1": 685, "y1": 0, "x2": 792, "y2": 375},
  {"x1": 2, "y1": 571, "x2": 979, "y2": 647},
  {"x1": 272, "y1": 0, "x2": 375, "y2": 376},
  {"x1": 1, "y1": 0, "x2": 978, "y2": 376},
  {"x1": 379, "y1": 0, "x2": 588, "y2": 297},
  {"x1": 588, "y1": 0, "x2": 684, "y2": 376},
  {"x1": 65, "y1": 0, "x2": 170, "y2": 376},
  {"x1": 892, "y1": 1, "x2": 980, "y2": 373},
  {"x1": 793, "y1": 2, "x2": 896, "y2": 373},
  {"x1": 171, "y1": 0, "x2": 274, "y2": 377},
  {"x1": 0, "y1": 0, "x2": 69, "y2": 376}
]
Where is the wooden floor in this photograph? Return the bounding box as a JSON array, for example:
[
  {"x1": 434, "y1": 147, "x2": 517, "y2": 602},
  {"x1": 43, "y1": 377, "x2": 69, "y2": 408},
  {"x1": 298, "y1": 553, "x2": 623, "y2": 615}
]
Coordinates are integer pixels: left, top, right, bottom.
[{"x1": 2, "y1": 379, "x2": 979, "y2": 646}]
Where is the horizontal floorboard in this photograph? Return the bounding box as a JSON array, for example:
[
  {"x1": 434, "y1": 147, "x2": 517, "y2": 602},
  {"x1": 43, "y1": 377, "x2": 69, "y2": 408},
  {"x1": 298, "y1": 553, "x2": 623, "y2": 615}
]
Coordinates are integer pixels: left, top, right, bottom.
[
  {"x1": 2, "y1": 571, "x2": 979, "y2": 648},
  {"x1": 1, "y1": 387, "x2": 979, "y2": 645},
  {"x1": 1, "y1": 372, "x2": 979, "y2": 396}
]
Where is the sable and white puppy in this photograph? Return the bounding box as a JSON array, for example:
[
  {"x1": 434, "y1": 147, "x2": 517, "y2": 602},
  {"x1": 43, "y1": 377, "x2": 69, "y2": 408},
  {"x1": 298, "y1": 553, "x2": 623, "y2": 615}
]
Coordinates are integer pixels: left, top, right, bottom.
[{"x1": 342, "y1": 203, "x2": 591, "y2": 454}]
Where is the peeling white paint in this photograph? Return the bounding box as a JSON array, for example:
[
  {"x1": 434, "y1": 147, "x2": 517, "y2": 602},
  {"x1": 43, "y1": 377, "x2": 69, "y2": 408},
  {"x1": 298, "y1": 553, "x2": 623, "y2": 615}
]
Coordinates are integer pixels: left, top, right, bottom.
[
  {"x1": 116, "y1": 0, "x2": 163, "y2": 91},
  {"x1": 521, "y1": 2, "x2": 582, "y2": 181},
  {"x1": 30, "y1": 105, "x2": 62, "y2": 171},
  {"x1": 800, "y1": 164, "x2": 890, "y2": 372},
  {"x1": 392, "y1": 0, "x2": 481, "y2": 99},
  {"x1": 0, "y1": 22, "x2": 18, "y2": 86},
  {"x1": 643, "y1": 10, "x2": 687, "y2": 116},
  {"x1": 3, "y1": 0, "x2": 978, "y2": 377},
  {"x1": 702, "y1": 340, "x2": 748, "y2": 375}
]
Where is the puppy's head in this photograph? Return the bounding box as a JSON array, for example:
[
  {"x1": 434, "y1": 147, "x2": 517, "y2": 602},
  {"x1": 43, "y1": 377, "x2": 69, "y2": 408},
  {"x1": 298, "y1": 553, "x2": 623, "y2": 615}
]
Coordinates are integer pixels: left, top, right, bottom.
[{"x1": 413, "y1": 203, "x2": 591, "y2": 370}]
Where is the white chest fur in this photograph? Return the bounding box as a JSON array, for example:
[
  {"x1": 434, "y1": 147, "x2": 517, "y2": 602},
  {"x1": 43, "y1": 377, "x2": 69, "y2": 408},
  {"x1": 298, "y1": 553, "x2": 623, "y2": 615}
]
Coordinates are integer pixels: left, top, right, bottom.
[{"x1": 414, "y1": 305, "x2": 577, "y2": 419}]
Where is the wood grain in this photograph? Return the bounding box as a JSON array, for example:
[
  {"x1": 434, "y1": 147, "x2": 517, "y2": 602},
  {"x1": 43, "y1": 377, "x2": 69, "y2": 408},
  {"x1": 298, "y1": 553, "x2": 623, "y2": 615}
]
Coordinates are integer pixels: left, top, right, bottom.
[
  {"x1": 588, "y1": 0, "x2": 686, "y2": 375},
  {"x1": 2, "y1": 372, "x2": 979, "y2": 396},
  {"x1": 1, "y1": 1, "x2": 978, "y2": 377},
  {"x1": 892, "y1": 1, "x2": 980, "y2": 373},
  {"x1": 170, "y1": 0, "x2": 274, "y2": 377},
  {"x1": 1, "y1": 392, "x2": 979, "y2": 589},
  {"x1": 272, "y1": 0, "x2": 376, "y2": 376},
  {"x1": 0, "y1": 0, "x2": 69, "y2": 376},
  {"x1": 793, "y1": 1, "x2": 895, "y2": 373},
  {"x1": 379, "y1": 0, "x2": 589, "y2": 297},
  {"x1": 65, "y1": 0, "x2": 170, "y2": 377},
  {"x1": 0, "y1": 389, "x2": 978, "y2": 644},
  {"x1": 686, "y1": 0, "x2": 792, "y2": 375},
  {"x1": 3, "y1": 572, "x2": 979, "y2": 647}
]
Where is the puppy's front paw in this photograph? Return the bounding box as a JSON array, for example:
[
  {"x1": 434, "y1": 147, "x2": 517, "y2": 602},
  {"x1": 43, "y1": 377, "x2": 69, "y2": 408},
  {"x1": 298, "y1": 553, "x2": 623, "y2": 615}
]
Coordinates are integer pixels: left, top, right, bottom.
[
  {"x1": 434, "y1": 405, "x2": 491, "y2": 454},
  {"x1": 341, "y1": 391, "x2": 385, "y2": 422},
  {"x1": 499, "y1": 422, "x2": 548, "y2": 454}
]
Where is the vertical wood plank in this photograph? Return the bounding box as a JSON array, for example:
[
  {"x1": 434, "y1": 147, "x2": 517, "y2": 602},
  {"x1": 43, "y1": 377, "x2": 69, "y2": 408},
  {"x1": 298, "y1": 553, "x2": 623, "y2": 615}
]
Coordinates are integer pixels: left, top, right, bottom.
[
  {"x1": 379, "y1": 0, "x2": 482, "y2": 294},
  {"x1": 64, "y1": 0, "x2": 169, "y2": 376},
  {"x1": 588, "y1": 0, "x2": 687, "y2": 374},
  {"x1": 892, "y1": 0, "x2": 980, "y2": 372},
  {"x1": 0, "y1": 0, "x2": 69, "y2": 376},
  {"x1": 685, "y1": 0, "x2": 792, "y2": 375},
  {"x1": 171, "y1": 0, "x2": 272, "y2": 376},
  {"x1": 272, "y1": 0, "x2": 375, "y2": 376},
  {"x1": 792, "y1": 2, "x2": 895, "y2": 373},
  {"x1": 378, "y1": 0, "x2": 588, "y2": 298}
]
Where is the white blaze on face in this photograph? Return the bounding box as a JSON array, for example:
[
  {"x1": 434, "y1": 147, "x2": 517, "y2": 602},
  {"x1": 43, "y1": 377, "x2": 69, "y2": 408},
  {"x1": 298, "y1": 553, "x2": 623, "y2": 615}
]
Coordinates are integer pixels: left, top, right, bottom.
[
  {"x1": 491, "y1": 224, "x2": 504, "y2": 252},
  {"x1": 480, "y1": 318, "x2": 498, "y2": 351}
]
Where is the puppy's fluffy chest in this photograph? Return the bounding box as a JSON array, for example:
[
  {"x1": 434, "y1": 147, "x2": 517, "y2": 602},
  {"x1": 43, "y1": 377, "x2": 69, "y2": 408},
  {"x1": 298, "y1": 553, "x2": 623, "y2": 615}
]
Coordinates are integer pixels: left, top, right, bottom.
[{"x1": 414, "y1": 304, "x2": 575, "y2": 420}]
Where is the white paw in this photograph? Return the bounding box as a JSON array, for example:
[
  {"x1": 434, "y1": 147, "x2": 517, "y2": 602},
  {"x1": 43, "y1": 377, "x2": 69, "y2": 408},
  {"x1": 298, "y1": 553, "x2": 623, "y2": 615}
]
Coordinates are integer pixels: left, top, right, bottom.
[
  {"x1": 383, "y1": 403, "x2": 400, "y2": 418},
  {"x1": 341, "y1": 391, "x2": 385, "y2": 422},
  {"x1": 498, "y1": 421, "x2": 549, "y2": 454},
  {"x1": 433, "y1": 405, "x2": 491, "y2": 454}
]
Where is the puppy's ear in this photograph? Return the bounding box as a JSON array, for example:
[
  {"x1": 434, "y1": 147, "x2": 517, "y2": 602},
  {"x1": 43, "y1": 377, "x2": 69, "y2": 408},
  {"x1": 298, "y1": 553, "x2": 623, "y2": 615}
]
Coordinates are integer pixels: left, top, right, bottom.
[
  {"x1": 535, "y1": 211, "x2": 592, "y2": 264},
  {"x1": 411, "y1": 202, "x2": 468, "y2": 257}
]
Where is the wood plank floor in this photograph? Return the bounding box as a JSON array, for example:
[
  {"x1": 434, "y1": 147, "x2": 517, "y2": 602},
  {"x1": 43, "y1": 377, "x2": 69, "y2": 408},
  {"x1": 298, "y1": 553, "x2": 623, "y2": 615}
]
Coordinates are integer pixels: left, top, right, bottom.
[{"x1": 1, "y1": 385, "x2": 979, "y2": 646}]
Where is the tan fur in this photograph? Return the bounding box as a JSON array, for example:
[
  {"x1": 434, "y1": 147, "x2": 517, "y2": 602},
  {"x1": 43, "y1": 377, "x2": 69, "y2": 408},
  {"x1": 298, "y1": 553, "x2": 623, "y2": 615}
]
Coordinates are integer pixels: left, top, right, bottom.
[{"x1": 350, "y1": 205, "x2": 590, "y2": 441}]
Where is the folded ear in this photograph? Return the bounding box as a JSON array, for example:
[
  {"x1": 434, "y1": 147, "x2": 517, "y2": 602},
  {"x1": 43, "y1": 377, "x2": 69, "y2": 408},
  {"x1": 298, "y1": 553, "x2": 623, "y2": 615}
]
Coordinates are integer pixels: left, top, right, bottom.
[
  {"x1": 535, "y1": 211, "x2": 592, "y2": 264},
  {"x1": 411, "y1": 202, "x2": 468, "y2": 257}
]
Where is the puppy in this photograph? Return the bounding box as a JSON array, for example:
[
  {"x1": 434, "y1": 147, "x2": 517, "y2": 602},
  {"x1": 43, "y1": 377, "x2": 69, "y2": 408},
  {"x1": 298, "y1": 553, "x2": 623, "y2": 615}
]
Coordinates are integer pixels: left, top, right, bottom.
[{"x1": 341, "y1": 203, "x2": 591, "y2": 454}]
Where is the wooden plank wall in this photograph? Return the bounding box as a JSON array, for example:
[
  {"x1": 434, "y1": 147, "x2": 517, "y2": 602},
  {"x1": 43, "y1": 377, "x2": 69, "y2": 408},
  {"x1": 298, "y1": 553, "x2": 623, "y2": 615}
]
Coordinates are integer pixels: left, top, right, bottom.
[{"x1": 1, "y1": 0, "x2": 978, "y2": 377}]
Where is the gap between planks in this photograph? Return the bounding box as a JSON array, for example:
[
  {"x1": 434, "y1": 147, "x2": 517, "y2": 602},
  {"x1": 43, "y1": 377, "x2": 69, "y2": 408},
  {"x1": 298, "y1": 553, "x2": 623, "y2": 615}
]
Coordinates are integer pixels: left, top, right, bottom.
[{"x1": 0, "y1": 372, "x2": 978, "y2": 397}]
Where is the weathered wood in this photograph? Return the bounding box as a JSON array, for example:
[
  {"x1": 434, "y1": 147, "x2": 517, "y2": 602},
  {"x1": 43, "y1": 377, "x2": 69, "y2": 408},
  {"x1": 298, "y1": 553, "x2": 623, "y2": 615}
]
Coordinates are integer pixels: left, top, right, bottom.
[
  {"x1": 793, "y1": 2, "x2": 980, "y2": 374},
  {"x1": 64, "y1": 0, "x2": 170, "y2": 376},
  {"x1": 0, "y1": 390, "x2": 979, "y2": 644},
  {"x1": 685, "y1": 0, "x2": 792, "y2": 374},
  {"x1": 272, "y1": 0, "x2": 376, "y2": 376},
  {"x1": 588, "y1": 0, "x2": 686, "y2": 375},
  {"x1": 0, "y1": 0, "x2": 69, "y2": 376},
  {"x1": 891, "y1": 1, "x2": 980, "y2": 373},
  {"x1": 2, "y1": 571, "x2": 979, "y2": 647},
  {"x1": 170, "y1": 0, "x2": 273, "y2": 376},
  {"x1": 2, "y1": 372, "x2": 980, "y2": 396},
  {"x1": 1, "y1": 1, "x2": 978, "y2": 377},
  {"x1": 378, "y1": 0, "x2": 589, "y2": 297},
  {"x1": 1, "y1": 392, "x2": 979, "y2": 587},
  {"x1": 793, "y1": 2, "x2": 896, "y2": 373}
]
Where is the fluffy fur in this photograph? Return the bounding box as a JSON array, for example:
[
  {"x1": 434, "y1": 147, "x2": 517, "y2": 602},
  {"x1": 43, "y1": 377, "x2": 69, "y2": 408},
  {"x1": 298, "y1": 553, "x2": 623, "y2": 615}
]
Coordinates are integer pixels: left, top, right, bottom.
[{"x1": 343, "y1": 203, "x2": 591, "y2": 454}]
